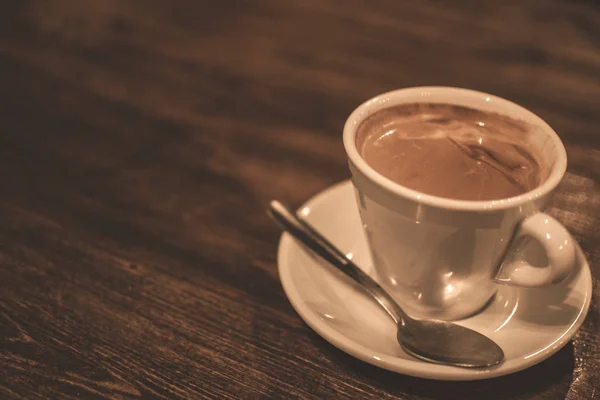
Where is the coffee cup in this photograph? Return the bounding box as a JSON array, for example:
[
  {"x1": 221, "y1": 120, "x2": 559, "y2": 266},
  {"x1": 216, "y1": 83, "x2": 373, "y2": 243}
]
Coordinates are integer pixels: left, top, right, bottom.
[{"x1": 343, "y1": 87, "x2": 576, "y2": 321}]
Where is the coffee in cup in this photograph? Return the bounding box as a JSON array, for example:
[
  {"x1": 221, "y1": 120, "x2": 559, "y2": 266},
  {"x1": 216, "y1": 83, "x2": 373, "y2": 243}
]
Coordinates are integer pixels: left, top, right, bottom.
[{"x1": 356, "y1": 103, "x2": 547, "y2": 201}]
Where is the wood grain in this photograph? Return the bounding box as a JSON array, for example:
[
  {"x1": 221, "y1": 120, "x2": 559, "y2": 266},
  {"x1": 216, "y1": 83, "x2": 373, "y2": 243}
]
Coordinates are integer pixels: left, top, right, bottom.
[{"x1": 0, "y1": 0, "x2": 598, "y2": 398}]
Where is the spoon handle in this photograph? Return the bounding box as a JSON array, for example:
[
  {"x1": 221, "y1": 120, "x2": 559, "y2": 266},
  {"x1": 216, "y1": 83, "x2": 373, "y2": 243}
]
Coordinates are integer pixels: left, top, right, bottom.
[{"x1": 268, "y1": 200, "x2": 409, "y2": 325}]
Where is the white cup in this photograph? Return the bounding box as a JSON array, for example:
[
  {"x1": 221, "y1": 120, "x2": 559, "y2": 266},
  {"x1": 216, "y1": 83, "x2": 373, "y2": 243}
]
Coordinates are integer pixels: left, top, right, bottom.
[{"x1": 343, "y1": 87, "x2": 577, "y2": 321}]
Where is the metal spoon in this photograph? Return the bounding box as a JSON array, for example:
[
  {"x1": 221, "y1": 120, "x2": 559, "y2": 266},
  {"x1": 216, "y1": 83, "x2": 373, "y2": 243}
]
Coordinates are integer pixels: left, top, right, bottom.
[{"x1": 268, "y1": 200, "x2": 504, "y2": 369}]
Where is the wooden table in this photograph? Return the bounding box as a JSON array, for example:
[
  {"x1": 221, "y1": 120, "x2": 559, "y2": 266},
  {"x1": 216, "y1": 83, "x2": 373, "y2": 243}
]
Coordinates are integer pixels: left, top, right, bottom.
[{"x1": 1, "y1": 1, "x2": 598, "y2": 398}]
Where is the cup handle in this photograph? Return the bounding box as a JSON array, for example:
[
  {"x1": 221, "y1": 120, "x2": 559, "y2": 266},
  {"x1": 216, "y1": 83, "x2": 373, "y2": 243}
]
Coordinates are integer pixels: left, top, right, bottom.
[{"x1": 495, "y1": 212, "x2": 577, "y2": 287}]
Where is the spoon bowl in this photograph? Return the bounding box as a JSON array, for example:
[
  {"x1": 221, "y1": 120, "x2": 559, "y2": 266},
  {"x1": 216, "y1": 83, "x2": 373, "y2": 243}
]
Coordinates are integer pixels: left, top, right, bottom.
[{"x1": 399, "y1": 319, "x2": 505, "y2": 368}]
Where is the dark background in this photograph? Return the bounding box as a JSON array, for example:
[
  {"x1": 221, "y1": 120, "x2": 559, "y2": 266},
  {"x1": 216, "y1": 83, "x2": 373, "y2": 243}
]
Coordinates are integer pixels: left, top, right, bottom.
[{"x1": 0, "y1": 0, "x2": 598, "y2": 399}]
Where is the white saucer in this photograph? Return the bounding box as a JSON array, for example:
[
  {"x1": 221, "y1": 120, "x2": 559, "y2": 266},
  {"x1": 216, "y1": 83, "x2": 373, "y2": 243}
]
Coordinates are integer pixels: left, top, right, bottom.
[{"x1": 277, "y1": 180, "x2": 592, "y2": 381}]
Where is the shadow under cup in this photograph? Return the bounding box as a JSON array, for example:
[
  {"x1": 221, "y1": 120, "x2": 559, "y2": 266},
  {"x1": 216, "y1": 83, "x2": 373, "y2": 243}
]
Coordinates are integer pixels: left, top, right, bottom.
[{"x1": 343, "y1": 87, "x2": 568, "y2": 321}]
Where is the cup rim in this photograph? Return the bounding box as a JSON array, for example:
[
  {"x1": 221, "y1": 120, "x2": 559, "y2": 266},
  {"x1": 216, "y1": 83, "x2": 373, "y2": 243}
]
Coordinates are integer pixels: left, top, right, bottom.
[{"x1": 343, "y1": 86, "x2": 567, "y2": 212}]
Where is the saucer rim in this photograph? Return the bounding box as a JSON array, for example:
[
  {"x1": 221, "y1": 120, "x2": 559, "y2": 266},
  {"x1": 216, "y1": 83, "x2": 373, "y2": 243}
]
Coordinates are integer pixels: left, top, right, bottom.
[{"x1": 277, "y1": 180, "x2": 593, "y2": 381}]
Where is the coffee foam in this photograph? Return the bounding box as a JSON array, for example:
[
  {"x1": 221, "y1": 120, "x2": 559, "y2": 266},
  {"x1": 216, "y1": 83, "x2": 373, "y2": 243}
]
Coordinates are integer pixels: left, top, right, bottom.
[{"x1": 356, "y1": 103, "x2": 547, "y2": 201}]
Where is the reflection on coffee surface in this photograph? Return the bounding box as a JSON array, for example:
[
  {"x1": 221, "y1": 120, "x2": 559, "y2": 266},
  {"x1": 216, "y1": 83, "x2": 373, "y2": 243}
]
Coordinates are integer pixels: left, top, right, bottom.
[{"x1": 356, "y1": 103, "x2": 547, "y2": 201}]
